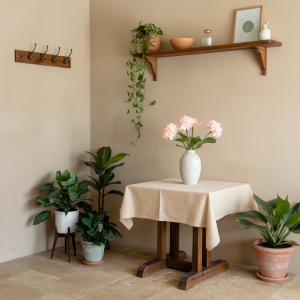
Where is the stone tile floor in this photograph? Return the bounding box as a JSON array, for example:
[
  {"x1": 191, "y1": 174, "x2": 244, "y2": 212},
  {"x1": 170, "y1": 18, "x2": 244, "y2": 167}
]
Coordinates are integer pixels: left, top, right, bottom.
[{"x1": 0, "y1": 241, "x2": 299, "y2": 299}]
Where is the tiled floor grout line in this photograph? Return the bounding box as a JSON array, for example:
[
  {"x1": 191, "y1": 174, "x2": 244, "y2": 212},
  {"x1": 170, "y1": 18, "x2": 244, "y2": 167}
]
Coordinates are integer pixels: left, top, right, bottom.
[
  {"x1": 269, "y1": 275, "x2": 299, "y2": 299},
  {"x1": 75, "y1": 274, "x2": 133, "y2": 299}
]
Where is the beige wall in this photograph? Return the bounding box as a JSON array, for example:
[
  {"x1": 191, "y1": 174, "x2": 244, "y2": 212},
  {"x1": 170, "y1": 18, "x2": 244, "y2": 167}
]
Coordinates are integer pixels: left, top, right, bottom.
[
  {"x1": 90, "y1": 0, "x2": 300, "y2": 274},
  {"x1": 0, "y1": 0, "x2": 90, "y2": 263}
]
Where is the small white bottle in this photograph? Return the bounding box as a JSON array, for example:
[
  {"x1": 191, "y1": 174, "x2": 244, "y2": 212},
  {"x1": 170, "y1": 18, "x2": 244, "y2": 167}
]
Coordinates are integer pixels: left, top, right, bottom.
[
  {"x1": 259, "y1": 22, "x2": 271, "y2": 40},
  {"x1": 202, "y1": 29, "x2": 213, "y2": 46}
]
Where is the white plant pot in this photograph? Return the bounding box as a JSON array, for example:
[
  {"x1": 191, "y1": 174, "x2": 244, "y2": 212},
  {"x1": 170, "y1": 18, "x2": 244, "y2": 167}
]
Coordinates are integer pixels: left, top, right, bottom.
[
  {"x1": 98, "y1": 222, "x2": 104, "y2": 232},
  {"x1": 179, "y1": 150, "x2": 201, "y2": 185},
  {"x1": 55, "y1": 210, "x2": 79, "y2": 234},
  {"x1": 81, "y1": 239, "x2": 105, "y2": 263}
]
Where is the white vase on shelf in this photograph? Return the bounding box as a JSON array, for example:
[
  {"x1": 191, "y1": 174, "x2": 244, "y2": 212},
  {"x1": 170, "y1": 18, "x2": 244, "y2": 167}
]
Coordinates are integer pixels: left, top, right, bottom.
[{"x1": 179, "y1": 150, "x2": 201, "y2": 185}]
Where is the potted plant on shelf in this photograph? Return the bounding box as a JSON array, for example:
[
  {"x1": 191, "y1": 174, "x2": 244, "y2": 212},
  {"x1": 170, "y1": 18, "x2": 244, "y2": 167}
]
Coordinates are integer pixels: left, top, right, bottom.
[
  {"x1": 82, "y1": 147, "x2": 128, "y2": 249},
  {"x1": 162, "y1": 116, "x2": 223, "y2": 185},
  {"x1": 125, "y1": 21, "x2": 163, "y2": 145},
  {"x1": 75, "y1": 204, "x2": 114, "y2": 265},
  {"x1": 232, "y1": 194, "x2": 300, "y2": 282},
  {"x1": 33, "y1": 169, "x2": 90, "y2": 234}
]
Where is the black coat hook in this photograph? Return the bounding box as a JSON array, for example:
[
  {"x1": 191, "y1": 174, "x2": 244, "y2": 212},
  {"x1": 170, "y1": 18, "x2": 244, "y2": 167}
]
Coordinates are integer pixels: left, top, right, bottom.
[
  {"x1": 28, "y1": 43, "x2": 37, "y2": 60},
  {"x1": 52, "y1": 47, "x2": 60, "y2": 63},
  {"x1": 63, "y1": 49, "x2": 72, "y2": 64},
  {"x1": 40, "y1": 45, "x2": 49, "y2": 62}
]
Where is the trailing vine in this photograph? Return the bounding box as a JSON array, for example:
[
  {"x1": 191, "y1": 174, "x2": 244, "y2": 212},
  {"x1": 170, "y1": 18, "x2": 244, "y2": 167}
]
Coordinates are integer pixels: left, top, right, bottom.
[{"x1": 125, "y1": 21, "x2": 163, "y2": 145}]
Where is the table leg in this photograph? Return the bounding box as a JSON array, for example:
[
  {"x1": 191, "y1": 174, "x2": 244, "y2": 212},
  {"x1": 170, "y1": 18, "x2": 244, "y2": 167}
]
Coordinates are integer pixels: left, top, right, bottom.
[
  {"x1": 136, "y1": 221, "x2": 167, "y2": 278},
  {"x1": 169, "y1": 222, "x2": 187, "y2": 260},
  {"x1": 178, "y1": 226, "x2": 229, "y2": 291}
]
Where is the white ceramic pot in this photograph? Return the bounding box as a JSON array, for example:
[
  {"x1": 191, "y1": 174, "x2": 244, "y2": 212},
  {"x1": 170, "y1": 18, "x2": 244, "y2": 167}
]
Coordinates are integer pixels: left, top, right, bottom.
[
  {"x1": 55, "y1": 210, "x2": 79, "y2": 234},
  {"x1": 81, "y1": 239, "x2": 105, "y2": 263},
  {"x1": 179, "y1": 150, "x2": 201, "y2": 185},
  {"x1": 98, "y1": 222, "x2": 103, "y2": 232}
]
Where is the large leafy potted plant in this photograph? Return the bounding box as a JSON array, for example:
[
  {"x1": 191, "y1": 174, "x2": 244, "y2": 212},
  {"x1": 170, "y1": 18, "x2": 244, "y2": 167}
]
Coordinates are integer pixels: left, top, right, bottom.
[
  {"x1": 232, "y1": 194, "x2": 300, "y2": 282},
  {"x1": 126, "y1": 21, "x2": 163, "y2": 145},
  {"x1": 75, "y1": 204, "x2": 114, "y2": 265},
  {"x1": 33, "y1": 169, "x2": 90, "y2": 233},
  {"x1": 82, "y1": 147, "x2": 128, "y2": 249}
]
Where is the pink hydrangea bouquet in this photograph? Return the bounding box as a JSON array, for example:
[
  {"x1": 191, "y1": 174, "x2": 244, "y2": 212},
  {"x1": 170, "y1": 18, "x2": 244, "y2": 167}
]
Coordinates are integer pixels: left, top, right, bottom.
[{"x1": 162, "y1": 116, "x2": 223, "y2": 150}]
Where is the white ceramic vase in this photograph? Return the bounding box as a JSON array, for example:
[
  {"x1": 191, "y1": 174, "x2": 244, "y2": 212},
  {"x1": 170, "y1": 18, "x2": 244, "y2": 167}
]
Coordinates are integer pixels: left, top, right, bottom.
[
  {"x1": 179, "y1": 150, "x2": 201, "y2": 185},
  {"x1": 98, "y1": 222, "x2": 104, "y2": 232},
  {"x1": 55, "y1": 210, "x2": 79, "y2": 234}
]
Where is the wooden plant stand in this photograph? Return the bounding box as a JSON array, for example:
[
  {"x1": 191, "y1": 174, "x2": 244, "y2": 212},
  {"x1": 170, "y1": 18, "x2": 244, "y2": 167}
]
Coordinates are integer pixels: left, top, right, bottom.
[
  {"x1": 51, "y1": 226, "x2": 76, "y2": 263},
  {"x1": 136, "y1": 221, "x2": 229, "y2": 290}
]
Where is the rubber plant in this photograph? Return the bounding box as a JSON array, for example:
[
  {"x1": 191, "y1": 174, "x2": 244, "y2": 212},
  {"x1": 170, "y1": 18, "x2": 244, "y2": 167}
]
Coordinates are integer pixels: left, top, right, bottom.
[
  {"x1": 232, "y1": 194, "x2": 300, "y2": 246},
  {"x1": 33, "y1": 170, "x2": 90, "y2": 225},
  {"x1": 82, "y1": 147, "x2": 129, "y2": 213},
  {"x1": 125, "y1": 21, "x2": 163, "y2": 145}
]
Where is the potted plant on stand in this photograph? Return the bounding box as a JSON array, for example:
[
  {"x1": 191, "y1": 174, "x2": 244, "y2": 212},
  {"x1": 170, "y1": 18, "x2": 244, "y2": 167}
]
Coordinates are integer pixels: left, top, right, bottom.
[
  {"x1": 126, "y1": 21, "x2": 163, "y2": 145},
  {"x1": 33, "y1": 169, "x2": 90, "y2": 234},
  {"x1": 232, "y1": 194, "x2": 300, "y2": 282},
  {"x1": 82, "y1": 147, "x2": 128, "y2": 249},
  {"x1": 75, "y1": 204, "x2": 114, "y2": 265}
]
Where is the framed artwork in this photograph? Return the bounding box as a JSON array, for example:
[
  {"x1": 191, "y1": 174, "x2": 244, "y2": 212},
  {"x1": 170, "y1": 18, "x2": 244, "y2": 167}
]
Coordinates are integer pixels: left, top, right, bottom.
[{"x1": 233, "y1": 6, "x2": 263, "y2": 43}]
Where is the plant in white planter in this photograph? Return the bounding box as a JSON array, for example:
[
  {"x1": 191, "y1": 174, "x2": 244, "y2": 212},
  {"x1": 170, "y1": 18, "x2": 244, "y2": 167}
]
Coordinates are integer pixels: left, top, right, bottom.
[
  {"x1": 75, "y1": 204, "x2": 113, "y2": 264},
  {"x1": 33, "y1": 169, "x2": 90, "y2": 233},
  {"x1": 232, "y1": 194, "x2": 300, "y2": 282}
]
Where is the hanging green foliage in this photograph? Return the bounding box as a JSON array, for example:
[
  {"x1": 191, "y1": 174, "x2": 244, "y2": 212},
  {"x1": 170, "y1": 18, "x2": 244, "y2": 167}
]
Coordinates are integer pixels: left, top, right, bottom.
[{"x1": 125, "y1": 21, "x2": 163, "y2": 145}]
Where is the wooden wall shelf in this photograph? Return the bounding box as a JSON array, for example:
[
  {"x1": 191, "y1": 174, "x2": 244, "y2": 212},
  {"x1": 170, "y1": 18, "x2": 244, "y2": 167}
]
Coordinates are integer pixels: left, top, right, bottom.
[{"x1": 133, "y1": 40, "x2": 282, "y2": 80}]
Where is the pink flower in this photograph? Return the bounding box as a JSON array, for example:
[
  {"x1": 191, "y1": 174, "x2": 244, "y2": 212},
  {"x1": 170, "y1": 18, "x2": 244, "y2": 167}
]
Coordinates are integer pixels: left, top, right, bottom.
[
  {"x1": 162, "y1": 123, "x2": 178, "y2": 140},
  {"x1": 207, "y1": 120, "x2": 223, "y2": 138},
  {"x1": 192, "y1": 118, "x2": 202, "y2": 129},
  {"x1": 177, "y1": 116, "x2": 195, "y2": 131}
]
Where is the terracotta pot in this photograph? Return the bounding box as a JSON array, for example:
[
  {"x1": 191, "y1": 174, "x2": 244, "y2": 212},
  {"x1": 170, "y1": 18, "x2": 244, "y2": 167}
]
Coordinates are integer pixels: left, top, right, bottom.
[
  {"x1": 251, "y1": 239, "x2": 297, "y2": 281},
  {"x1": 146, "y1": 34, "x2": 161, "y2": 52}
]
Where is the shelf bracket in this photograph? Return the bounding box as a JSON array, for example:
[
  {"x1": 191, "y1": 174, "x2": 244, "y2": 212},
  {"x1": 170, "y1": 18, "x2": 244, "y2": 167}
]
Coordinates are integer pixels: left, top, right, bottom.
[
  {"x1": 146, "y1": 57, "x2": 158, "y2": 81},
  {"x1": 255, "y1": 46, "x2": 267, "y2": 76}
]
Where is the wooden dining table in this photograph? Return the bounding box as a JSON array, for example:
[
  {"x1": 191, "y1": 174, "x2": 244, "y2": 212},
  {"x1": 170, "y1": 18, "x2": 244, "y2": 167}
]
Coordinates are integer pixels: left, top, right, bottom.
[{"x1": 120, "y1": 178, "x2": 258, "y2": 290}]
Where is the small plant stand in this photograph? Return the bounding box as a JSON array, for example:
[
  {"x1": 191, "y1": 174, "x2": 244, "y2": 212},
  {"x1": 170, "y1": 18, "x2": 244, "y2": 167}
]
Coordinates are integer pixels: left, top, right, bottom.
[{"x1": 51, "y1": 226, "x2": 76, "y2": 263}]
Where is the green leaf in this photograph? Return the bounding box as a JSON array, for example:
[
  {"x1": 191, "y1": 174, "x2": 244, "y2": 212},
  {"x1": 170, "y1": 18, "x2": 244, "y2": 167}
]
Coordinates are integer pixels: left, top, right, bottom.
[
  {"x1": 105, "y1": 190, "x2": 124, "y2": 197},
  {"x1": 93, "y1": 240, "x2": 105, "y2": 246},
  {"x1": 105, "y1": 181, "x2": 121, "y2": 186},
  {"x1": 64, "y1": 207, "x2": 70, "y2": 216},
  {"x1": 175, "y1": 137, "x2": 189, "y2": 143},
  {"x1": 85, "y1": 151, "x2": 96, "y2": 158},
  {"x1": 99, "y1": 173, "x2": 115, "y2": 185},
  {"x1": 253, "y1": 194, "x2": 274, "y2": 215},
  {"x1": 38, "y1": 182, "x2": 55, "y2": 194},
  {"x1": 33, "y1": 211, "x2": 51, "y2": 225},
  {"x1": 283, "y1": 203, "x2": 300, "y2": 224},
  {"x1": 56, "y1": 171, "x2": 61, "y2": 182},
  {"x1": 105, "y1": 163, "x2": 124, "y2": 174},
  {"x1": 60, "y1": 181, "x2": 77, "y2": 187},
  {"x1": 61, "y1": 169, "x2": 70, "y2": 181},
  {"x1": 236, "y1": 219, "x2": 256, "y2": 226},
  {"x1": 82, "y1": 218, "x2": 93, "y2": 229},
  {"x1": 68, "y1": 187, "x2": 79, "y2": 202},
  {"x1": 280, "y1": 241, "x2": 300, "y2": 246},
  {"x1": 177, "y1": 132, "x2": 187, "y2": 139},
  {"x1": 284, "y1": 212, "x2": 300, "y2": 228},
  {"x1": 74, "y1": 227, "x2": 84, "y2": 237},
  {"x1": 104, "y1": 153, "x2": 129, "y2": 168},
  {"x1": 37, "y1": 197, "x2": 57, "y2": 207},
  {"x1": 85, "y1": 180, "x2": 100, "y2": 192},
  {"x1": 87, "y1": 227, "x2": 98, "y2": 237},
  {"x1": 190, "y1": 137, "x2": 201, "y2": 149},
  {"x1": 277, "y1": 194, "x2": 284, "y2": 206},
  {"x1": 69, "y1": 170, "x2": 78, "y2": 182},
  {"x1": 94, "y1": 212, "x2": 106, "y2": 224},
  {"x1": 232, "y1": 210, "x2": 267, "y2": 224},
  {"x1": 88, "y1": 212, "x2": 94, "y2": 219},
  {"x1": 268, "y1": 199, "x2": 277, "y2": 209},
  {"x1": 292, "y1": 222, "x2": 300, "y2": 233},
  {"x1": 48, "y1": 190, "x2": 61, "y2": 200},
  {"x1": 265, "y1": 214, "x2": 276, "y2": 227},
  {"x1": 244, "y1": 225, "x2": 268, "y2": 231},
  {"x1": 275, "y1": 199, "x2": 290, "y2": 221},
  {"x1": 176, "y1": 145, "x2": 186, "y2": 149},
  {"x1": 81, "y1": 161, "x2": 101, "y2": 174},
  {"x1": 199, "y1": 137, "x2": 216, "y2": 145},
  {"x1": 78, "y1": 180, "x2": 89, "y2": 195}
]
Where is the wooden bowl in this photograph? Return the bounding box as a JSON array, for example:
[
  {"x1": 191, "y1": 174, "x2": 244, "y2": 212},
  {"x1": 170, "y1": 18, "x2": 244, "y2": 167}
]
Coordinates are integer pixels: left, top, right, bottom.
[{"x1": 169, "y1": 38, "x2": 195, "y2": 50}]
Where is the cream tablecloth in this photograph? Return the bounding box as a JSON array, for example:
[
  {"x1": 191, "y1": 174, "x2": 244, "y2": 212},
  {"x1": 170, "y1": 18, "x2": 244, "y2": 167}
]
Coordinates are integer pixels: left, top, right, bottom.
[{"x1": 120, "y1": 178, "x2": 258, "y2": 251}]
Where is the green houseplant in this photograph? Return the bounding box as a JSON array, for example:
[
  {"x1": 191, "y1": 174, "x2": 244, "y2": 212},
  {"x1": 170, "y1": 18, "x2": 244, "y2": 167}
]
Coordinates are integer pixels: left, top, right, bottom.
[
  {"x1": 82, "y1": 147, "x2": 128, "y2": 249},
  {"x1": 232, "y1": 194, "x2": 300, "y2": 282},
  {"x1": 33, "y1": 169, "x2": 90, "y2": 233},
  {"x1": 75, "y1": 204, "x2": 114, "y2": 264},
  {"x1": 126, "y1": 21, "x2": 163, "y2": 145}
]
